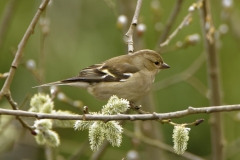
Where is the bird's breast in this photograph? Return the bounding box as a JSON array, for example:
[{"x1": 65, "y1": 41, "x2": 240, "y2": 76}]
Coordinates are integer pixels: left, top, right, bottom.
[{"x1": 87, "y1": 72, "x2": 155, "y2": 102}]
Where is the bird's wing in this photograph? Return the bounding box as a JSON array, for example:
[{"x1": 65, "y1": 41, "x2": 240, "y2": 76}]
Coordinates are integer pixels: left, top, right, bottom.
[
  {"x1": 61, "y1": 62, "x2": 140, "y2": 83},
  {"x1": 33, "y1": 61, "x2": 140, "y2": 88}
]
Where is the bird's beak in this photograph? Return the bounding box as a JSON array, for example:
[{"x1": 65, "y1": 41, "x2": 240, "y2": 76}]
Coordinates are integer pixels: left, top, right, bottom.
[{"x1": 160, "y1": 63, "x2": 170, "y2": 69}]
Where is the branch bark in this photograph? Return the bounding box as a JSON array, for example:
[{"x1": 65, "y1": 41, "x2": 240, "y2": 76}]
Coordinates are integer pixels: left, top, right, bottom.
[
  {"x1": 125, "y1": 0, "x2": 142, "y2": 53},
  {"x1": 0, "y1": 104, "x2": 240, "y2": 121},
  {"x1": 199, "y1": 1, "x2": 224, "y2": 159}
]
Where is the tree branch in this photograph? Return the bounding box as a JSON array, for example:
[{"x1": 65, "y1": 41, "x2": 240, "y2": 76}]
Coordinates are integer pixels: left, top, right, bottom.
[
  {"x1": 0, "y1": 104, "x2": 240, "y2": 121},
  {"x1": 125, "y1": 0, "x2": 142, "y2": 53},
  {"x1": 0, "y1": 0, "x2": 50, "y2": 136},
  {"x1": 0, "y1": 0, "x2": 50, "y2": 99},
  {"x1": 199, "y1": 1, "x2": 224, "y2": 159}
]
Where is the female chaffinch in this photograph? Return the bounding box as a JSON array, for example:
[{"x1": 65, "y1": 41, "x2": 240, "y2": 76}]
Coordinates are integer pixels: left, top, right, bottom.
[{"x1": 35, "y1": 49, "x2": 170, "y2": 103}]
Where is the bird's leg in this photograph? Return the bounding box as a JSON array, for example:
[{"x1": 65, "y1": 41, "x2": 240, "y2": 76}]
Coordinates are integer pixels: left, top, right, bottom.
[{"x1": 130, "y1": 103, "x2": 149, "y2": 114}]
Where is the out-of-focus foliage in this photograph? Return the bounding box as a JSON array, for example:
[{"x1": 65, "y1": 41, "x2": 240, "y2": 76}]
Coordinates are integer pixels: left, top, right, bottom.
[{"x1": 0, "y1": 0, "x2": 240, "y2": 159}]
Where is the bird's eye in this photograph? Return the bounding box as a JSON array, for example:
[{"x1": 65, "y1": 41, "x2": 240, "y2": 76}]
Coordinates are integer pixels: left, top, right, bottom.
[{"x1": 154, "y1": 61, "x2": 160, "y2": 65}]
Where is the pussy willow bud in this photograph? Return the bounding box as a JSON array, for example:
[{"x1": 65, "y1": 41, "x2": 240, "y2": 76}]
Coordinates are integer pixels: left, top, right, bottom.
[
  {"x1": 30, "y1": 93, "x2": 53, "y2": 113},
  {"x1": 151, "y1": 0, "x2": 161, "y2": 12},
  {"x1": 57, "y1": 92, "x2": 66, "y2": 101},
  {"x1": 117, "y1": 15, "x2": 128, "y2": 30},
  {"x1": 155, "y1": 22, "x2": 163, "y2": 32},
  {"x1": 73, "y1": 100, "x2": 83, "y2": 108},
  {"x1": 26, "y1": 59, "x2": 36, "y2": 70},
  {"x1": 136, "y1": 23, "x2": 146, "y2": 37},
  {"x1": 126, "y1": 150, "x2": 139, "y2": 160},
  {"x1": 34, "y1": 119, "x2": 52, "y2": 131},
  {"x1": 172, "y1": 125, "x2": 191, "y2": 155},
  {"x1": 39, "y1": 18, "x2": 50, "y2": 35},
  {"x1": 222, "y1": 0, "x2": 233, "y2": 9},
  {"x1": 50, "y1": 86, "x2": 58, "y2": 96},
  {"x1": 185, "y1": 34, "x2": 201, "y2": 45},
  {"x1": 176, "y1": 41, "x2": 183, "y2": 48},
  {"x1": 219, "y1": 24, "x2": 229, "y2": 35},
  {"x1": 188, "y1": 5, "x2": 195, "y2": 12}
]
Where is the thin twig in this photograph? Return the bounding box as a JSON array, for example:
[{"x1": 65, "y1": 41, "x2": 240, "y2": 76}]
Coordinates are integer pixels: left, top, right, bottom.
[
  {"x1": 0, "y1": 72, "x2": 9, "y2": 79},
  {"x1": 159, "y1": 0, "x2": 203, "y2": 48},
  {"x1": 153, "y1": 52, "x2": 205, "y2": 91},
  {"x1": 125, "y1": 0, "x2": 142, "y2": 53},
  {"x1": 184, "y1": 118, "x2": 204, "y2": 126},
  {"x1": 0, "y1": 0, "x2": 50, "y2": 99},
  {"x1": 165, "y1": 118, "x2": 204, "y2": 127},
  {"x1": 0, "y1": 94, "x2": 30, "y2": 136},
  {"x1": 4, "y1": 93, "x2": 35, "y2": 133},
  {"x1": 157, "y1": 0, "x2": 184, "y2": 47},
  {"x1": 123, "y1": 129, "x2": 205, "y2": 160},
  {"x1": 1, "y1": 104, "x2": 240, "y2": 121},
  {"x1": 159, "y1": 14, "x2": 192, "y2": 47},
  {"x1": 199, "y1": 0, "x2": 224, "y2": 160}
]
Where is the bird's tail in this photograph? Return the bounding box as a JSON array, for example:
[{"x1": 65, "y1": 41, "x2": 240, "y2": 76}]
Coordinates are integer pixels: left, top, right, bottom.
[
  {"x1": 33, "y1": 80, "x2": 90, "y2": 89},
  {"x1": 33, "y1": 81, "x2": 64, "y2": 88}
]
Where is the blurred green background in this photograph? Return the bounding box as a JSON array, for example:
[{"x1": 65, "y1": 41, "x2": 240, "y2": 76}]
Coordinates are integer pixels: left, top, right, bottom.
[{"x1": 0, "y1": 0, "x2": 240, "y2": 159}]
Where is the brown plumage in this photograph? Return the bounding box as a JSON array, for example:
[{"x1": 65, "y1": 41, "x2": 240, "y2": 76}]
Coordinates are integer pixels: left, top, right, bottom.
[{"x1": 34, "y1": 49, "x2": 170, "y2": 103}]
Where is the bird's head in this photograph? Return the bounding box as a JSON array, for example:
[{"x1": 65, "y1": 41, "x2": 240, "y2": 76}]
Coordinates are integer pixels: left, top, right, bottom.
[{"x1": 131, "y1": 49, "x2": 170, "y2": 74}]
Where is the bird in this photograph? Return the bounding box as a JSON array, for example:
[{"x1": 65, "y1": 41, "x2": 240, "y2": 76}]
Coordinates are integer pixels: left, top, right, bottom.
[{"x1": 34, "y1": 49, "x2": 170, "y2": 103}]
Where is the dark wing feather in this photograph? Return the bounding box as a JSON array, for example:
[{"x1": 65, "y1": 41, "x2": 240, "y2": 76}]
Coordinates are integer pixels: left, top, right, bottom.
[{"x1": 61, "y1": 62, "x2": 139, "y2": 83}]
